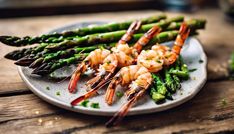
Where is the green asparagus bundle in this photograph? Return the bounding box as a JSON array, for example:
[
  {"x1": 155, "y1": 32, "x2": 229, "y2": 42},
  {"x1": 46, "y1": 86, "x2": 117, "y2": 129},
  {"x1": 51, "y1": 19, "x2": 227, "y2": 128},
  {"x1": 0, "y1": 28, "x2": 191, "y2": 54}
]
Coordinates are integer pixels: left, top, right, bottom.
[
  {"x1": 15, "y1": 29, "x2": 180, "y2": 67},
  {"x1": 3, "y1": 16, "x2": 183, "y2": 61},
  {"x1": 45, "y1": 16, "x2": 185, "y2": 51},
  {"x1": 27, "y1": 18, "x2": 206, "y2": 76},
  {"x1": 0, "y1": 14, "x2": 166, "y2": 47},
  {"x1": 32, "y1": 30, "x2": 180, "y2": 75},
  {"x1": 4, "y1": 17, "x2": 205, "y2": 62}
]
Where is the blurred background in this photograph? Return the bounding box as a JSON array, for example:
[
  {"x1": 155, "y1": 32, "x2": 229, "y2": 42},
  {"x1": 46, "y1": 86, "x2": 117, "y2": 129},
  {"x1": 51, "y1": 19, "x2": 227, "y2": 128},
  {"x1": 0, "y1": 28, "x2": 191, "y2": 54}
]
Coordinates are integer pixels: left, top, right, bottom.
[{"x1": 0, "y1": 0, "x2": 233, "y2": 19}]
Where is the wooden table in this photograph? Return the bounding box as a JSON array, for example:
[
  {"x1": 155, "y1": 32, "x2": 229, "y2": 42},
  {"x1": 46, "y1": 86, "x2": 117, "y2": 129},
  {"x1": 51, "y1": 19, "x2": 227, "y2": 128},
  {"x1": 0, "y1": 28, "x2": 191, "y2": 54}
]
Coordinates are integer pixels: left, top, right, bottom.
[{"x1": 0, "y1": 8, "x2": 234, "y2": 134}]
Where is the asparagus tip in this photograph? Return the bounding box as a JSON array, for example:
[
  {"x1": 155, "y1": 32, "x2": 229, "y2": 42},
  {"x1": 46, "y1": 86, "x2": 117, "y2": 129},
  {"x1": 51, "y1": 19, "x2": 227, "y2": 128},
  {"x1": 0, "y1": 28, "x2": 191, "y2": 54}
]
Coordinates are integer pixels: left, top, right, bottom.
[
  {"x1": 0, "y1": 36, "x2": 21, "y2": 46},
  {"x1": 29, "y1": 58, "x2": 43, "y2": 68},
  {"x1": 31, "y1": 69, "x2": 49, "y2": 75},
  {"x1": 14, "y1": 58, "x2": 35, "y2": 66},
  {"x1": 4, "y1": 52, "x2": 17, "y2": 60}
]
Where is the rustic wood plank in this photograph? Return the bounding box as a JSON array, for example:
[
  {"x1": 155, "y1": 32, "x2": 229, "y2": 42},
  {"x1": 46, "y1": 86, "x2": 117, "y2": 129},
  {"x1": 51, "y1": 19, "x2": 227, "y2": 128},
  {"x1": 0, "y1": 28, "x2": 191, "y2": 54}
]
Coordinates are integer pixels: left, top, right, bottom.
[
  {"x1": 0, "y1": 94, "x2": 62, "y2": 123},
  {"x1": 0, "y1": 81, "x2": 233, "y2": 133},
  {"x1": 0, "y1": 59, "x2": 28, "y2": 94}
]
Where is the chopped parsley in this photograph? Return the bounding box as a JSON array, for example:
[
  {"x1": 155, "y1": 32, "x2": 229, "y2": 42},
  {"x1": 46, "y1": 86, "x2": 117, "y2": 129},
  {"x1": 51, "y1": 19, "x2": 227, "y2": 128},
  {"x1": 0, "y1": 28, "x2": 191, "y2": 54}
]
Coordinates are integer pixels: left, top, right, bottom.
[
  {"x1": 46, "y1": 86, "x2": 50, "y2": 90},
  {"x1": 189, "y1": 68, "x2": 197, "y2": 72},
  {"x1": 106, "y1": 61, "x2": 111, "y2": 64},
  {"x1": 50, "y1": 72, "x2": 55, "y2": 77},
  {"x1": 221, "y1": 98, "x2": 227, "y2": 106},
  {"x1": 156, "y1": 60, "x2": 161, "y2": 63},
  {"x1": 56, "y1": 91, "x2": 61, "y2": 96},
  {"x1": 199, "y1": 59, "x2": 204, "y2": 63},
  {"x1": 165, "y1": 54, "x2": 172, "y2": 58},
  {"x1": 80, "y1": 100, "x2": 89, "y2": 107},
  {"x1": 116, "y1": 91, "x2": 124, "y2": 98},
  {"x1": 90, "y1": 103, "x2": 100, "y2": 109},
  {"x1": 146, "y1": 57, "x2": 151, "y2": 60}
]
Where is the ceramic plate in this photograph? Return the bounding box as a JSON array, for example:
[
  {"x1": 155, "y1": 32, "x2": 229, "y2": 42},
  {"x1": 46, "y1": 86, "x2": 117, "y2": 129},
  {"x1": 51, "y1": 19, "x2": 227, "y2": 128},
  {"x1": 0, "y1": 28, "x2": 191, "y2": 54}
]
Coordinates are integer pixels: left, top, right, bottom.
[{"x1": 18, "y1": 21, "x2": 207, "y2": 116}]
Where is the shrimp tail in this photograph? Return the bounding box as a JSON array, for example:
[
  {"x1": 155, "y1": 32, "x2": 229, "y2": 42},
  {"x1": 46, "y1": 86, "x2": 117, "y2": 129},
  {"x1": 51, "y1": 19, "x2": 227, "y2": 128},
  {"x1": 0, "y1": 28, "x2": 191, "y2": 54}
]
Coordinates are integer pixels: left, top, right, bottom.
[
  {"x1": 86, "y1": 75, "x2": 103, "y2": 90},
  {"x1": 70, "y1": 73, "x2": 113, "y2": 106},
  {"x1": 86, "y1": 66, "x2": 117, "y2": 90},
  {"x1": 118, "y1": 20, "x2": 142, "y2": 45},
  {"x1": 105, "y1": 89, "x2": 145, "y2": 127},
  {"x1": 167, "y1": 23, "x2": 190, "y2": 65},
  {"x1": 172, "y1": 23, "x2": 190, "y2": 56},
  {"x1": 68, "y1": 62, "x2": 88, "y2": 93},
  {"x1": 180, "y1": 22, "x2": 190, "y2": 40},
  {"x1": 105, "y1": 75, "x2": 121, "y2": 105},
  {"x1": 133, "y1": 25, "x2": 161, "y2": 53}
]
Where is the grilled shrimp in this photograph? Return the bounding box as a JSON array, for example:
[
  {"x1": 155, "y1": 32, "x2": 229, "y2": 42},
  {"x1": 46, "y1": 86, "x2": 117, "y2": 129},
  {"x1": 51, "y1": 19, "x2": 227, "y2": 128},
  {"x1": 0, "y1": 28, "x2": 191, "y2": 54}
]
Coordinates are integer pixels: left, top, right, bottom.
[
  {"x1": 160, "y1": 23, "x2": 190, "y2": 65},
  {"x1": 137, "y1": 49, "x2": 164, "y2": 72},
  {"x1": 105, "y1": 23, "x2": 190, "y2": 127},
  {"x1": 70, "y1": 25, "x2": 161, "y2": 104},
  {"x1": 67, "y1": 49, "x2": 110, "y2": 93},
  {"x1": 105, "y1": 65, "x2": 152, "y2": 105},
  {"x1": 68, "y1": 21, "x2": 141, "y2": 93},
  {"x1": 105, "y1": 49, "x2": 164, "y2": 106}
]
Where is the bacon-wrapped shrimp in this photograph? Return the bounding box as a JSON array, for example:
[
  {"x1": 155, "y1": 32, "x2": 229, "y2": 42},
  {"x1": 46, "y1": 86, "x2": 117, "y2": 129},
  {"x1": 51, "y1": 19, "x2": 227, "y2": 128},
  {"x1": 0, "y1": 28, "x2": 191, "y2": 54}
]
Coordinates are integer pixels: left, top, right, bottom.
[
  {"x1": 105, "y1": 23, "x2": 190, "y2": 127},
  {"x1": 68, "y1": 21, "x2": 142, "y2": 93},
  {"x1": 70, "y1": 25, "x2": 161, "y2": 104}
]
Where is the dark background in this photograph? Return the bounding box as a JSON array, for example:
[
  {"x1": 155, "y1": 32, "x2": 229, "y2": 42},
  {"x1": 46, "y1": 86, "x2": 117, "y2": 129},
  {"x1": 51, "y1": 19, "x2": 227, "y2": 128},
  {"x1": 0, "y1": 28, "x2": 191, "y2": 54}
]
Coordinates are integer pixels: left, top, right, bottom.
[{"x1": 0, "y1": 0, "x2": 220, "y2": 18}]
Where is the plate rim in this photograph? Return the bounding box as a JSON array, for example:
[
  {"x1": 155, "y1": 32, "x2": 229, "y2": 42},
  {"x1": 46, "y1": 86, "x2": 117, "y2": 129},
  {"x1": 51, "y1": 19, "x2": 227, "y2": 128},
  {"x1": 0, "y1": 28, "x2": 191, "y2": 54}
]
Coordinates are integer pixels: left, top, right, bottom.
[{"x1": 17, "y1": 21, "x2": 207, "y2": 116}]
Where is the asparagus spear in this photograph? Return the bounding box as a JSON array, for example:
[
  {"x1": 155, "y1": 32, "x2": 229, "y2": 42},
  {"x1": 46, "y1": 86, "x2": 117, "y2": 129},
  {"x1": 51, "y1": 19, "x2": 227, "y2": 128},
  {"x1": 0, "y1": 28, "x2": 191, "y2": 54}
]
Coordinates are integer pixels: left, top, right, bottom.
[
  {"x1": 4, "y1": 47, "x2": 36, "y2": 60},
  {"x1": 45, "y1": 16, "x2": 184, "y2": 51},
  {"x1": 32, "y1": 53, "x2": 88, "y2": 75},
  {"x1": 164, "y1": 67, "x2": 177, "y2": 93},
  {"x1": 166, "y1": 18, "x2": 206, "y2": 31},
  {"x1": 150, "y1": 87, "x2": 166, "y2": 103},
  {"x1": 0, "y1": 14, "x2": 166, "y2": 47},
  {"x1": 151, "y1": 74, "x2": 172, "y2": 103},
  {"x1": 169, "y1": 56, "x2": 189, "y2": 79}
]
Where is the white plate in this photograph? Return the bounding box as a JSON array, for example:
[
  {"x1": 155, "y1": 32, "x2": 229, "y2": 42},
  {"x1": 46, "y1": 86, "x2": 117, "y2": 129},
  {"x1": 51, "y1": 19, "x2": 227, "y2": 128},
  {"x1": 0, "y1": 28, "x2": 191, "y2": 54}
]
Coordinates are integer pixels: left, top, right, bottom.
[{"x1": 18, "y1": 21, "x2": 207, "y2": 116}]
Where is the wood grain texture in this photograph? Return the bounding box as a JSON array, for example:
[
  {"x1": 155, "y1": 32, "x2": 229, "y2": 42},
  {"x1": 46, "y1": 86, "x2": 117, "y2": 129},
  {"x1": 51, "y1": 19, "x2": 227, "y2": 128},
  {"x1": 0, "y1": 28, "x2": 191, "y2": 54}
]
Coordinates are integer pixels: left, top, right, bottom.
[
  {"x1": 0, "y1": 8, "x2": 234, "y2": 133},
  {"x1": 0, "y1": 81, "x2": 233, "y2": 133}
]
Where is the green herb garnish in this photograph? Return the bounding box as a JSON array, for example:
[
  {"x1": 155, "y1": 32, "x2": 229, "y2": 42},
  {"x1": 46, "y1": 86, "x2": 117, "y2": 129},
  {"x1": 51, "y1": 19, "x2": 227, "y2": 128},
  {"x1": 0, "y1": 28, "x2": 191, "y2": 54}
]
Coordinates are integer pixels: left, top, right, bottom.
[
  {"x1": 221, "y1": 98, "x2": 227, "y2": 106},
  {"x1": 156, "y1": 59, "x2": 161, "y2": 63},
  {"x1": 56, "y1": 91, "x2": 61, "y2": 96},
  {"x1": 116, "y1": 91, "x2": 124, "y2": 98},
  {"x1": 106, "y1": 61, "x2": 111, "y2": 64},
  {"x1": 80, "y1": 100, "x2": 89, "y2": 107},
  {"x1": 46, "y1": 86, "x2": 50, "y2": 90},
  {"x1": 189, "y1": 68, "x2": 197, "y2": 72},
  {"x1": 90, "y1": 102, "x2": 100, "y2": 109},
  {"x1": 50, "y1": 72, "x2": 55, "y2": 77},
  {"x1": 199, "y1": 59, "x2": 203, "y2": 63}
]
